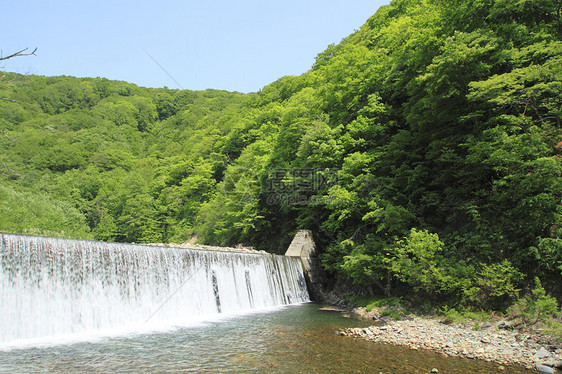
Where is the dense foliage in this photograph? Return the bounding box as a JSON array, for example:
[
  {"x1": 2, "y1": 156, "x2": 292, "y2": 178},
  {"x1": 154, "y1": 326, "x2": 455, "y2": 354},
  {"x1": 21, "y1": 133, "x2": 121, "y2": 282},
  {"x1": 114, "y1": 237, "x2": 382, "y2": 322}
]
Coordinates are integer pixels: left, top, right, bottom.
[{"x1": 1, "y1": 0, "x2": 560, "y2": 307}]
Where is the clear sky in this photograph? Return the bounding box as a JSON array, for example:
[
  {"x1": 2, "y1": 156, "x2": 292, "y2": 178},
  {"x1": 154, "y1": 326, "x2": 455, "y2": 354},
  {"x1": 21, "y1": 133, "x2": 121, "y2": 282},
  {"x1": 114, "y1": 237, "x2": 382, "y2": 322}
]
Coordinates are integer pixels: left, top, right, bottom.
[{"x1": 2, "y1": 0, "x2": 389, "y2": 93}]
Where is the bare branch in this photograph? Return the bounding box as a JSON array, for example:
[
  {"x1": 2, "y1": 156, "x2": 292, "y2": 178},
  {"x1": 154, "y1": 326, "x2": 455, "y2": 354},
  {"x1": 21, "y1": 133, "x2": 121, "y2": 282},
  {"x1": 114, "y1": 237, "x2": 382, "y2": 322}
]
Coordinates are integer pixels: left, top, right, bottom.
[
  {"x1": 0, "y1": 47, "x2": 37, "y2": 61},
  {"x1": 0, "y1": 161, "x2": 23, "y2": 177},
  {"x1": 1, "y1": 49, "x2": 37, "y2": 103},
  {"x1": 0, "y1": 73, "x2": 18, "y2": 84},
  {"x1": 2, "y1": 130, "x2": 15, "y2": 142}
]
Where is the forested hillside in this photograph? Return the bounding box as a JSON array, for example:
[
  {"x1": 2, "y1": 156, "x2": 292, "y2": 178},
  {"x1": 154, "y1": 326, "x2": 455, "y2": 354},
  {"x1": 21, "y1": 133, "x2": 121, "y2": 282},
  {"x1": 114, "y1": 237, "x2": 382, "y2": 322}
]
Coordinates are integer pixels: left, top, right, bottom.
[
  {"x1": 1, "y1": 0, "x2": 560, "y2": 307},
  {"x1": 0, "y1": 75, "x2": 248, "y2": 242}
]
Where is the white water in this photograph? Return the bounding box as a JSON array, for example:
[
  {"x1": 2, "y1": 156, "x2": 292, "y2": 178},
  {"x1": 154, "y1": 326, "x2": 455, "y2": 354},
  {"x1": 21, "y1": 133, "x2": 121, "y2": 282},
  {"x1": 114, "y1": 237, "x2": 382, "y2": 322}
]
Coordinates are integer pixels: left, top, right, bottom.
[{"x1": 0, "y1": 233, "x2": 309, "y2": 347}]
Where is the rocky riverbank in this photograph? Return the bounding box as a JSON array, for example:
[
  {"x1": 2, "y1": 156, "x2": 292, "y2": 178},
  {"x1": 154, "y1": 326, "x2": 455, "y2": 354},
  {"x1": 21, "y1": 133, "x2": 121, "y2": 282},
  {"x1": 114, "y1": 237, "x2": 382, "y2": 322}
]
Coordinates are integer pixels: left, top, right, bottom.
[{"x1": 340, "y1": 315, "x2": 562, "y2": 372}]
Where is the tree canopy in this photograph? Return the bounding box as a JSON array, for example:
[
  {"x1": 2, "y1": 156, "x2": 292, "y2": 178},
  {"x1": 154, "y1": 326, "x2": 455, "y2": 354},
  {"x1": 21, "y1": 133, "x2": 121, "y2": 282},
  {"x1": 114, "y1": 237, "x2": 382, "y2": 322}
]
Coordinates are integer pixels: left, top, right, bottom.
[{"x1": 1, "y1": 0, "x2": 560, "y2": 307}]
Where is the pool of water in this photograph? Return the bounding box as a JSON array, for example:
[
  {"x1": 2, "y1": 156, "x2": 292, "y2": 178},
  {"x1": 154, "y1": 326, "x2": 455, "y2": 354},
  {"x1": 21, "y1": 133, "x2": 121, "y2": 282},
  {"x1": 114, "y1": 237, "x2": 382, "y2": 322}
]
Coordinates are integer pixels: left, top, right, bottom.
[{"x1": 0, "y1": 303, "x2": 532, "y2": 373}]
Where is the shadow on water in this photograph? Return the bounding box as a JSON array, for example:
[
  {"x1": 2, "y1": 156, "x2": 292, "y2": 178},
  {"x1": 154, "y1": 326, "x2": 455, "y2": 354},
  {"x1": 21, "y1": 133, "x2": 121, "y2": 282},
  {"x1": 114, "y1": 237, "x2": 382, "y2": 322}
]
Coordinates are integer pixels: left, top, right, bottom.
[{"x1": 0, "y1": 303, "x2": 533, "y2": 374}]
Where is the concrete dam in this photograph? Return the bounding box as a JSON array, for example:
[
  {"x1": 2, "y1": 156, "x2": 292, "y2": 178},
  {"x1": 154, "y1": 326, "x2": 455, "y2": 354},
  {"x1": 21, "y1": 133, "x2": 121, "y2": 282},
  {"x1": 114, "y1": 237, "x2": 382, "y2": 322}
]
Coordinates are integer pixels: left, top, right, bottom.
[{"x1": 0, "y1": 232, "x2": 310, "y2": 346}]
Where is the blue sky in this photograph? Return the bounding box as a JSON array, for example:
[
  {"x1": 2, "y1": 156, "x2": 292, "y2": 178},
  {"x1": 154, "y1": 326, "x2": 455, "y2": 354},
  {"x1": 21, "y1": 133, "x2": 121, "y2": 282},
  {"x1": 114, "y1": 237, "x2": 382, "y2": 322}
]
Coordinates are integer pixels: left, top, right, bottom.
[{"x1": 2, "y1": 0, "x2": 389, "y2": 93}]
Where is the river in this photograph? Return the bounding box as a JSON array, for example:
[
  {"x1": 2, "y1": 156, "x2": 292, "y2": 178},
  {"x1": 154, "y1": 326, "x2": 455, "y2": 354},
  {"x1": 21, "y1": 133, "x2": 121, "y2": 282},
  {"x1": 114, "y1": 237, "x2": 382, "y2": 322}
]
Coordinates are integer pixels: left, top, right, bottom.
[{"x1": 0, "y1": 303, "x2": 532, "y2": 373}]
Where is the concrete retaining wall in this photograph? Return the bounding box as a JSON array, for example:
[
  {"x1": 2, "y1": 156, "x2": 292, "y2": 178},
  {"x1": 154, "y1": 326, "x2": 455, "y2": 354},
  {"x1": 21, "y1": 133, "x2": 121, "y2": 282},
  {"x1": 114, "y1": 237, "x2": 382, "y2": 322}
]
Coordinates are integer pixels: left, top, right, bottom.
[{"x1": 285, "y1": 230, "x2": 327, "y2": 301}]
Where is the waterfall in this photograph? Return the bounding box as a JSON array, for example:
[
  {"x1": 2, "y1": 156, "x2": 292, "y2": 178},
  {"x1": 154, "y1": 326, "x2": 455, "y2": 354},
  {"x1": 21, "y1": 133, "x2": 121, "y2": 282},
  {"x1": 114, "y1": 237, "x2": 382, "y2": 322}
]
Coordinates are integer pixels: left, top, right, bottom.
[{"x1": 0, "y1": 233, "x2": 309, "y2": 345}]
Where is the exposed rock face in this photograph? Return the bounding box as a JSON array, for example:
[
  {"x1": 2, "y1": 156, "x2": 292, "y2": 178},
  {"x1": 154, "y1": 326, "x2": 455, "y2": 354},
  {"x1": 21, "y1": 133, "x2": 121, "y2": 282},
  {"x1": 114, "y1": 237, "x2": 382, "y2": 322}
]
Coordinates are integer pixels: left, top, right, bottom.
[{"x1": 285, "y1": 230, "x2": 327, "y2": 300}]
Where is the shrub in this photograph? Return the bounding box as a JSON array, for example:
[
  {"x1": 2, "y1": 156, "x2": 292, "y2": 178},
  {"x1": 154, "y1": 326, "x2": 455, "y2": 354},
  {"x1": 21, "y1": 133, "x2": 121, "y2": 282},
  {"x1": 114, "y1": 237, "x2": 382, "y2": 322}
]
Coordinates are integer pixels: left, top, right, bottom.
[
  {"x1": 439, "y1": 306, "x2": 465, "y2": 324},
  {"x1": 509, "y1": 277, "x2": 560, "y2": 325},
  {"x1": 387, "y1": 228, "x2": 457, "y2": 294},
  {"x1": 463, "y1": 260, "x2": 523, "y2": 310},
  {"x1": 530, "y1": 237, "x2": 562, "y2": 276}
]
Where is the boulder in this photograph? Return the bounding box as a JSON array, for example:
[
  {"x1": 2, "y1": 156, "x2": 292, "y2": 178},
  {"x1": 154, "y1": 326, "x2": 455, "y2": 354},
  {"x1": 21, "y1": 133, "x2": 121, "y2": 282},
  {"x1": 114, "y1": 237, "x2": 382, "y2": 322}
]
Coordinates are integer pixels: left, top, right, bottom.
[
  {"x1": 496, "y1": 320, "x2": 512, "y2": 329},
  {"x1": 535, "y1": 347, "x2": 551, "y2": 360},
  {"x1": 535, "y1": 364, "x2": 555, "y2": 374},
  {"x1": 543, "y1": 361, "x2": 562, "y2": 369}
]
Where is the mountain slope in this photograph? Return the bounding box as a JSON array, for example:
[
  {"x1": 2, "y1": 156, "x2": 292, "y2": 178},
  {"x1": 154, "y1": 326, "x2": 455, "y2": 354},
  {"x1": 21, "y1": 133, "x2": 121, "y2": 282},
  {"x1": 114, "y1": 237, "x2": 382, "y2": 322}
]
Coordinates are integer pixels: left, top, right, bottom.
[{"x1": 1, "y1": 0, "x2": 560, "y2": 304}]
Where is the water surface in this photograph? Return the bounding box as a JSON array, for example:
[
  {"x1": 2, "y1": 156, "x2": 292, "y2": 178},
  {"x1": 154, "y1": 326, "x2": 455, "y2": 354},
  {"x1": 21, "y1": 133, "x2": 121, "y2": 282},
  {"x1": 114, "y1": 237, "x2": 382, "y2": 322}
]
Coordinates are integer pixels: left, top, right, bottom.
[{"x1": 0, "y1": 303, "x2": 532, "y2": 373}]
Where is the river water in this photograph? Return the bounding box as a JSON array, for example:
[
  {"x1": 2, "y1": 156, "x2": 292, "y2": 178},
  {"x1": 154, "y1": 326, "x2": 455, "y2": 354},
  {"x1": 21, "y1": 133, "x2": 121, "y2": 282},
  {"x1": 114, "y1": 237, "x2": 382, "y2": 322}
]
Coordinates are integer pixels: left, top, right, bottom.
[{"x1": 0, "y1": 303, "x2": 532, "y2": 374}]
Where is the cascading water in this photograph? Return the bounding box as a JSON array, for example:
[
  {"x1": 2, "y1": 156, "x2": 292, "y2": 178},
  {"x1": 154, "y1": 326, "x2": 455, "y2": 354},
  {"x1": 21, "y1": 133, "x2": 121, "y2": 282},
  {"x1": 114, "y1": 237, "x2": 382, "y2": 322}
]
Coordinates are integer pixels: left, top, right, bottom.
[{"x1": 0, "y1": 233, "x2": 309, "y2": 346}]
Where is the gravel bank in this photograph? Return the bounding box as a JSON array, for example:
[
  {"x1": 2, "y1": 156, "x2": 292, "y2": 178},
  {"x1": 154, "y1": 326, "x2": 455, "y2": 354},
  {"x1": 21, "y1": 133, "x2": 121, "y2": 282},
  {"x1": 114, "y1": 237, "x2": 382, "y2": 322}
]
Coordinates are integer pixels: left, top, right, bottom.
[{"x1": 340, "y1": 317, "x2": 562, "y2": 371}]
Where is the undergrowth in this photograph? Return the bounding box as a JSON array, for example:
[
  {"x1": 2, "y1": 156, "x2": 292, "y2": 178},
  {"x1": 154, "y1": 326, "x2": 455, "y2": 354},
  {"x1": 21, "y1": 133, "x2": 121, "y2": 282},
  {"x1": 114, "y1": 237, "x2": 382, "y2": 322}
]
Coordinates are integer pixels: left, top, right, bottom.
[{"x1": 344, "y1": 277, "x2": 562, "y2": 339}]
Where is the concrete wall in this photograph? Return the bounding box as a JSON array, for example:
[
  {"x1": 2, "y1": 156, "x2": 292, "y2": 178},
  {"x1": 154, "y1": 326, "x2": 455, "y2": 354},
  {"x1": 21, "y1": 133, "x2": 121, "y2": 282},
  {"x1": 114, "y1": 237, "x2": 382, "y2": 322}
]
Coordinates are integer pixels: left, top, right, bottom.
[{"x1": 285, "y1": 230, "x2": 327, "y2": 301}]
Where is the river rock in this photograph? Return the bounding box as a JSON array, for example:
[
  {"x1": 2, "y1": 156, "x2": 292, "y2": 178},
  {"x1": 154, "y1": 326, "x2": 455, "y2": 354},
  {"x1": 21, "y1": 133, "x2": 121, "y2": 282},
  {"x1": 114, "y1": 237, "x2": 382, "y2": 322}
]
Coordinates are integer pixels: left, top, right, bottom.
[
  {"x1": 340, "y1": 317, "x2": 562, "y2": 370},
  {"x1": 481, "y1": 321, "x2": 493, "y2": 329},
  {"x1": 535, "y1": 347, "x2": 551, "y2": 360},
  {"x1": 502, "y1": 348, "x2": 515, "y2": 356},
  {"x1": 542, "y1": 360, "x2": 562, "y2": 369},
  {"x1": 535, "y1": 364, "x2": 555, "y2": 374},
  {"x1": 555, "y1": 361, "x2": 562, "y2": 369},
  {"x1": 496, "y1": 320, "x2": 512, "y2": 329}
]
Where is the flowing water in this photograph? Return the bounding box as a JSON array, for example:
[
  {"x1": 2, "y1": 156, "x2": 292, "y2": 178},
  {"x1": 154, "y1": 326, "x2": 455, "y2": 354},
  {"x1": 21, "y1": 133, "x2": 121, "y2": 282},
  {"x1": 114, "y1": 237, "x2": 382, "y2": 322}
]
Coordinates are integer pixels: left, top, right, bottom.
[
  {"x1": 0, "y1": 304, "x2": 532, "y2": 373},
  {"x1": 0, "y1": 233, "x2": 533, "y2": 373},
  {"x1": 0, "y1": 233, "x2": 308, "y2": 345}
]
